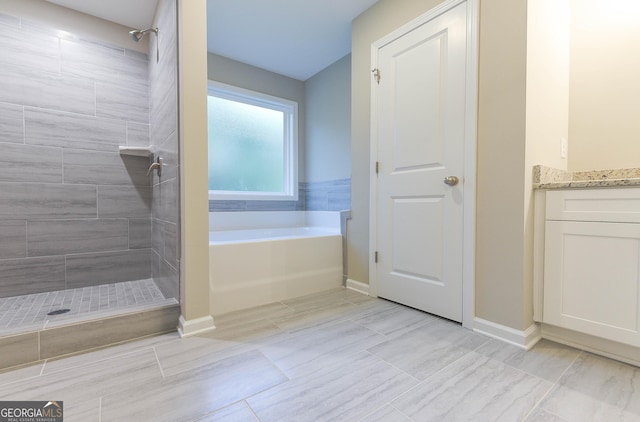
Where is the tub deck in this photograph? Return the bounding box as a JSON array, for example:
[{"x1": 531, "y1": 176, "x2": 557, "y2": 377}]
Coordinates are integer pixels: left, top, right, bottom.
[{"x1": 209, "y1": 226, "x2": 340, "y2": 244}]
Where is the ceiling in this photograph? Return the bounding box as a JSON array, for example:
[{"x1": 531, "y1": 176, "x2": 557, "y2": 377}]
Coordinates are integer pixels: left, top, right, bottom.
[
  {"x1": 44, "y1": 0, "x2": 159, "y2": 30},
  {"x1": 44, "y1": 0, "x2": 379, "y2": 81},
  {"x1": 206, "y1": 0, "x2": 379, "y2": 80}
]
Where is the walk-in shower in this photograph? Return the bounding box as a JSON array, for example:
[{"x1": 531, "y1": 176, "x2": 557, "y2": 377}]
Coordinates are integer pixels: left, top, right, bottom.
[{"x1": 0, "y1": 0, "x2": 180, "y2": 370}]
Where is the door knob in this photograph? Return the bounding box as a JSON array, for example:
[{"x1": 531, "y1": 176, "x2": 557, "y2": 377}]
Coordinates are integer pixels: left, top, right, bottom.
[{"x1": 443, "y1": 176, "x2": 459, "y2": 186}]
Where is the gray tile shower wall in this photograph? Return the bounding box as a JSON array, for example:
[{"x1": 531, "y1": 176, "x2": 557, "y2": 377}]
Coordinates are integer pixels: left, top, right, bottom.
[
  {"x1": 304, "y1": 179, "x2": 351, "y2": 211},
  {"x1": 208, "y1": 179, "x2": 351, "y2": 212},
  {"x1": 0, "y1": 257, "x2": 66, "y2": 297},
  {"x1": 149, "y1": 0, "x2": 180, "y2": 300},
  {"x1": 0, "y1": 13, "x2": 152, "y2": 298}
]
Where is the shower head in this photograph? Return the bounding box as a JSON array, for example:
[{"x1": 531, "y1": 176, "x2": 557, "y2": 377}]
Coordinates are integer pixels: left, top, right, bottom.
[
  {"x1": 129, "y1": 27, "x2": 160, "y2": 63},
  {"x1": 129, "y1": 27, "x2": 158, "y2": 42}
]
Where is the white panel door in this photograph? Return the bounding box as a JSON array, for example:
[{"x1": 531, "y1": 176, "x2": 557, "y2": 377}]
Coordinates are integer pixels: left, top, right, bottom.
[{"x1": 373, "y1": 2, "x2": 467, "y2": 321}]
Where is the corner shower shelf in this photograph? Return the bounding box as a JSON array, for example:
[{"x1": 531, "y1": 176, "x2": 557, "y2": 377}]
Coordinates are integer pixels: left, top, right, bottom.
[{"x1": 118, "y1": 146, "x2": 154, "y2": 157}]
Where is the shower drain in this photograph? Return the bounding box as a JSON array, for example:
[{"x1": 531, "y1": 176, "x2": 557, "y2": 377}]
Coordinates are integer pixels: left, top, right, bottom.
[{"x1": 47, "y1": 309, "x2": 71, "y2": 316}]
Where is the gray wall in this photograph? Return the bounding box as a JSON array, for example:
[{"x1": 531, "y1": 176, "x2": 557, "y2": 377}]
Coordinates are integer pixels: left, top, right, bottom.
[
  {"x1": 304, "y1": 54, "x2": 352, "y2": 212},
  {"x1": 0, "y1": 11, "x2": 152, "y2": 298},
  {"x1": 305, "y1": 54, "x2": 352, "y2": 183},
  {"x1": 150, "y1": 0, "x2": 180, "y2": 300},
  {"x1": 207, "y1": 53, "x2": 306, "y2": 212},
  {"x1": 207, "y1": 54, "x2": 306, "y2": 176},
  {"x1": 207, "y1": 53, "x2": 351, "y2": 213}
]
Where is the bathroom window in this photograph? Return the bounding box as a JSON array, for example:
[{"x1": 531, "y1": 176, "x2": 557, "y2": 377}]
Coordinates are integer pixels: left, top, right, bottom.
[{"x1": 207, "y1": 81, "x2": 298, "y2": 201}]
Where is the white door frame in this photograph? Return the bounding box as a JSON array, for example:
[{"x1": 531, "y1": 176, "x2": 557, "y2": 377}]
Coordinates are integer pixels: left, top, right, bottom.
[{"x1": 368, "y1": 0, "x2": 478, "y2": 329}]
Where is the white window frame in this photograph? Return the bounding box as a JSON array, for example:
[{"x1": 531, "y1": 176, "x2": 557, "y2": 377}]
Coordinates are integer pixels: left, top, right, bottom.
[{"x1": 207, "y1": 80, "x2": 298, "y2": 201}]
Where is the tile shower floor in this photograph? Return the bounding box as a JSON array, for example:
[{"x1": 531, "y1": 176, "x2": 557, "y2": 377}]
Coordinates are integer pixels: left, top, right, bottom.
[
  {"x1": 2, "y1": 287, "x2": 640, "y2": 421},
  {"x1": 0, "y1": 279, "x2": 167, "y2": 332}
]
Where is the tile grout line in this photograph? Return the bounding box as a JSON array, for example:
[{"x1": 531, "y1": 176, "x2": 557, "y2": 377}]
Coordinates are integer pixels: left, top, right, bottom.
[
  {"x1": 245, "y1": 399, "x2": 262, "y2": 422},
  {"x1": 21, "y1": 293, "x2": 42, "y2": 326},
  {"x1": 475, "y1": 343, "x2": 579, "y2": 386},
  {"x1": 42, "y1": 345, "x2": 159, "y2": 377},
  {"x1": 390, "y1": 402, "x2": 418, "y2": 422},
  {"x1": 352, "y1": 354, "x2": 420, "y2": 422},
  {"x1": 530, "y1": 407, "x2": 568, "y2": 422},
  {"x1": 354, "y1": 401, "x2": 402, "y2": 422},
  {"x1": 188, "y1": 399, "x2": 261, "y2": 422},
  {"x1": 350, "y1": 313, "x2": 437, "y2": 340},
  {"x1": 56, "y1": 37, "x2": 61, "y2": 76},
  {"x1": 351, "y1": 349, "x2": 430, "y2": 421},
  {"x1": 365, "y1": 348, "x2": 423, "y2": 384},
  {"x1": 349, "y1": 320, "x2": 390, "y2": 338},
  {"x1": 355, "y1": 401, "x2": 419, "y2": 422},
  {"x1": 468, "y1": 337, "x2": 584, "y2": 418},
  {"x1": 230, "y1": 349, "x2": 292, "y2": 413},
  {"x1": 364, "y1": 342, "x2": 493, "y2": 414},
  {"x1": 153, "y1": 346, "x2": 166, "y2": 380},
  {"x1": 0, "y1": 365, "x2": 43, "y2": 390},
  {"x1": 237, "y1": 382, "x2": 289, "y2": 421},
  {"x1": 22, "y1": 105, "x2": 26, "y2": 144},
  {"x1": 519, "y1": 350, "x2": 583, "y2": 422}
]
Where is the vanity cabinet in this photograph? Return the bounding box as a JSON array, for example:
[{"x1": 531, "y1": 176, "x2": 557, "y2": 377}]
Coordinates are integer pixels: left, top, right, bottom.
[{"x1": 534, "y1": 188, "x2": 640, "y2": 348}]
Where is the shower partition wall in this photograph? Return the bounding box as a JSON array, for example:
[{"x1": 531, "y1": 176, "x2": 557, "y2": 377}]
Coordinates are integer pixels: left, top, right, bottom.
[
  {"x1": 150, "y1": 0, "x2": 180, "y2": 302},
  {"x1": 0, "y1": 1, "x2": 180, "y2": 369}
]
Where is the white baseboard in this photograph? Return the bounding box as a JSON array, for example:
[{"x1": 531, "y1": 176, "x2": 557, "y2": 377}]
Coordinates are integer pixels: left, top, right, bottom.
[
  {"x1": 473, "y1": 318, "x2": 541, "y2": 350},
  {"x1": 177, "y1": 315, "x2": 216, "y2": 338},
  {"x1": 346, "y1": 279, "x2": 370, "y2": 296}
]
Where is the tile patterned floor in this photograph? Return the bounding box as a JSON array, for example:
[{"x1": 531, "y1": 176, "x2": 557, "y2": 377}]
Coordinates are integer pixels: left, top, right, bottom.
[
  {"x1": 1, "y1": 287, "x2": 640, "y2": 421},
  {"x1": 0, "y1": 279, "x2": 165, "y2": 332}
]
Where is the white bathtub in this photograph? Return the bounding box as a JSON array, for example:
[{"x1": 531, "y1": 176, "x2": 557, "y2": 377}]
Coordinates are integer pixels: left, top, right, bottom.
[{"x1": 209, "y1": 213, "x2": 344, "y2": 315}]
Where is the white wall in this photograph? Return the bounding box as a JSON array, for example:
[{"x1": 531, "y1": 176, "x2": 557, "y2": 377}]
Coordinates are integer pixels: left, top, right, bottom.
[
  {"x1": 523, "y1": 0, "x2": 571, "y2": 332},
  {"x1": 569, "y1": 0, "x2": 640, "y2": 171},
  {"x1": 525, "y1": 0, "x2": 570, "y2": 174},
  {"x1": 304, "y1": 54, "x2": 351, "y2": 183}
]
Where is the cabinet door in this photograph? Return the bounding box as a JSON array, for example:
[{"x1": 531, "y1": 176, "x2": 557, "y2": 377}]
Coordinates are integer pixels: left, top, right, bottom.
[{"x1": 544, "y1": 221, "x2": 640, "y2": 347}]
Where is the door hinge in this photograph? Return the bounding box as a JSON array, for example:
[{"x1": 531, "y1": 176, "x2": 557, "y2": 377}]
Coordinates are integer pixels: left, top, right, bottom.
[
  {"x1": 372, "y1": 68, "x2": 381, "y2": 84},
  {"x1": 374, "y1": 251, "x2": 379, "y2": 263},
  {"x1": 375, "y1": 161, "x2": 379, "y2": 175}
]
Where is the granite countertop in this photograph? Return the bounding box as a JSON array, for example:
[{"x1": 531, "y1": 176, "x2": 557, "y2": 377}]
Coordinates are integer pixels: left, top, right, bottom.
[{"x1": 533, "y1": 165, "x2": 640, "y2": 189}]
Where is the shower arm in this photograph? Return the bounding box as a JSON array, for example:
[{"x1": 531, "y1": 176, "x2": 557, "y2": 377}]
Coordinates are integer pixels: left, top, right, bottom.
[{"x1": 129, "y1": 27, "x2": 159, "y2": 63}]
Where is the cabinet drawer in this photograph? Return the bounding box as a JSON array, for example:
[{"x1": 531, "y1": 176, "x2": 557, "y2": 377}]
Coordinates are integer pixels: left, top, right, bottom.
[{"x1": 546, "y1": 188, "x2": 640, "y2": 222}]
